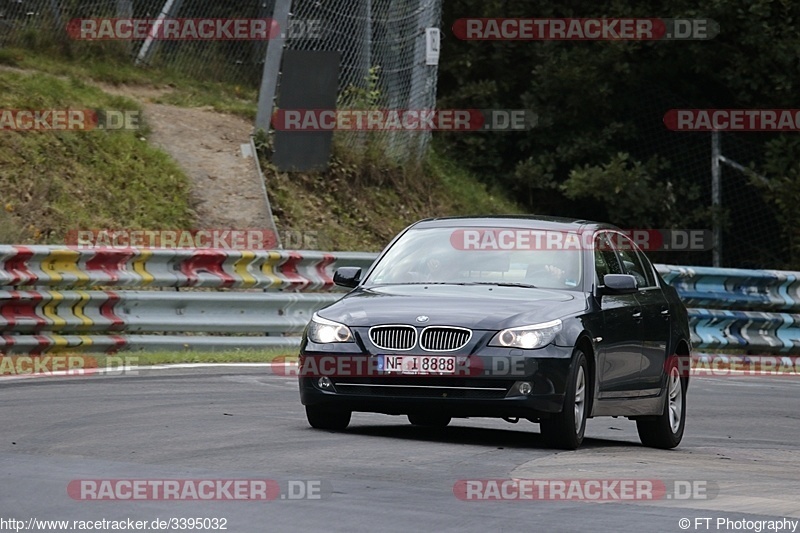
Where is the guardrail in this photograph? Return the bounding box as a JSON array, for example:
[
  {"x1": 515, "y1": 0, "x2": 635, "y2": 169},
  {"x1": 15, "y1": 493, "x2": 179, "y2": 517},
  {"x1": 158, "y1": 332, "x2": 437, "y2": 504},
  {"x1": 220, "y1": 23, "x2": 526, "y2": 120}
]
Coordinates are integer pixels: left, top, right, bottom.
[
  {"x1": 0, "y1": 246, "x2": 376, "y2": 290},
  {"x1": 657, "y1": 265, "x2": 800, "y2": 354},
  {"x1": 656, "y1": 265, "x2": 800, "y2": 311},
  {"x1": 0, "y1": 246, "x2": 375, "y2": 354},
  {"x1": 0, "y1": 246, "x2": 798, "y2": 354}
]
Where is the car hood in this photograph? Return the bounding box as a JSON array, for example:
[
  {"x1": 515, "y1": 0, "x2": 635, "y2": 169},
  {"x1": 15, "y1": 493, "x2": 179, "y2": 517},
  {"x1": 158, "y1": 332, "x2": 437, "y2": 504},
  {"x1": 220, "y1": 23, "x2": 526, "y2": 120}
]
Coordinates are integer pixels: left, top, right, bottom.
[{"x1": 318, "y1": 284, "x2": 588, "y2": 330}]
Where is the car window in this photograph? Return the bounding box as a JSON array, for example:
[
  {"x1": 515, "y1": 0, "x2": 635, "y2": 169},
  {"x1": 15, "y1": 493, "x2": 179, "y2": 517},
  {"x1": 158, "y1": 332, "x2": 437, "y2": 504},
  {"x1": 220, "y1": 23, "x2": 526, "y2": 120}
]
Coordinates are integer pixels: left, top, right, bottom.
[
  {"x1": 365, "y1": 226, "x2": 584, "y2": 291},
  {"x1": 635, "y1": 249, "x2": 657, "y2": 287},
  {"x1": 611, "y1": 234, "x2": 652, "y2": 288},
  {"x1": 594, "y1": 233, "x2": 622, "y2": 285}
]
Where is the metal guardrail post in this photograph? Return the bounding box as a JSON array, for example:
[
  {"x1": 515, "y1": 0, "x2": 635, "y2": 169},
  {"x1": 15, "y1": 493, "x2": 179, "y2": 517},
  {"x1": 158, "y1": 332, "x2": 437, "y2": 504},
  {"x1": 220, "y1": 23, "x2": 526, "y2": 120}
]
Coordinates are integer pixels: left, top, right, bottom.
[{"x1": 255, "y1": 0, "x2": 292, "y2": 133}]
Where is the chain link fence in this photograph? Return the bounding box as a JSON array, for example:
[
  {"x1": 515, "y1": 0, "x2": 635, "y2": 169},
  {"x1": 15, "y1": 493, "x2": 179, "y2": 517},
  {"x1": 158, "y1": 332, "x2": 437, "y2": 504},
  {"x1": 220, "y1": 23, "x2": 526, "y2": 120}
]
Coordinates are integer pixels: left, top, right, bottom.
[
  {"x1": 616, "y1": 86, "x2": 786, "y2": 269},
  {"x1": 0, "y1": 0, "x2": 270, "y2": 84},
  {"x1": 286, "y1": 0, "x2": 441, "y2": 160},
  {"x1": 0, "y1": 0, "x2": 442, "y2": 161}
]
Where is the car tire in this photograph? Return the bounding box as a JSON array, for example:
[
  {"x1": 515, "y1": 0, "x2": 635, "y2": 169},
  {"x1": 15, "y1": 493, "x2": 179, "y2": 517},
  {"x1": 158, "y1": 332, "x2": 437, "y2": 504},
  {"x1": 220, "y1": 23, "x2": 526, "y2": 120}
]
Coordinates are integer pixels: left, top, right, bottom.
[
  {"x1": 540, "y1": 349, "x2": 589, "y2": 450},
  {"x1": 407, "y1": 413, "x2": 451, "y2": 427},
  {"x1": 637, "y1": 357, "x2": 686, "y2": 449},
  {"x1": 305, "y1": 405, "x2": 351, "y2": 430}
]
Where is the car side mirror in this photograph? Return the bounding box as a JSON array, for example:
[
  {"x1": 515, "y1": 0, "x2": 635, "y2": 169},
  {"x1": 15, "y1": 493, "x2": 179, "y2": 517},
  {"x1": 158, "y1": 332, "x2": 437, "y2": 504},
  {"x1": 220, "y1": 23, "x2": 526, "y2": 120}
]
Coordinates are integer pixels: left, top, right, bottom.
[
  {"x1": 333, "y1": 267, "x2": 362, "y2": 288},
  {"x1": 601, "y1": 274, "x2": 638, "y2": 295}
]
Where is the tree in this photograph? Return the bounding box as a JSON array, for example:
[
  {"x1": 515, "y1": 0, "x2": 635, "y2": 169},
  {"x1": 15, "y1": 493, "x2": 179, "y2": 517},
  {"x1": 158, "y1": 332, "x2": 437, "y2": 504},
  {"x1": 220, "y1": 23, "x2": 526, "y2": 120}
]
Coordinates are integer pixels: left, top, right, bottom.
[{"x1": 436, "y1": 0, "x2": 800, "y2": 266}]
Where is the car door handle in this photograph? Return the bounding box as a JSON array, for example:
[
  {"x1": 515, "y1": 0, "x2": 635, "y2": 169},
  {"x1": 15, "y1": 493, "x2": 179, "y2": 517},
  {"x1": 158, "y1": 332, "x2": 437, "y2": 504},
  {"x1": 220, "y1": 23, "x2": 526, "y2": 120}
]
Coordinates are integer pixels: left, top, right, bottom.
[
  {"x1": 660, "y1": 307, "x2": 670, "y2": 318},
  {"x1": 632, "y1": 311, "x2": 643, "y2": 321}
]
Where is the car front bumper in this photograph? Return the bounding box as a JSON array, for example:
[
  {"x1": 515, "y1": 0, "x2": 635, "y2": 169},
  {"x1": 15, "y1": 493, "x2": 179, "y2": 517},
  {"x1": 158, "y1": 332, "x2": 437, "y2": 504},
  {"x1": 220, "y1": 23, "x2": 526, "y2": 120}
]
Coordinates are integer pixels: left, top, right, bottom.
[{"x1": 298, "y1": 345, "x2": 575, "y2": 419}]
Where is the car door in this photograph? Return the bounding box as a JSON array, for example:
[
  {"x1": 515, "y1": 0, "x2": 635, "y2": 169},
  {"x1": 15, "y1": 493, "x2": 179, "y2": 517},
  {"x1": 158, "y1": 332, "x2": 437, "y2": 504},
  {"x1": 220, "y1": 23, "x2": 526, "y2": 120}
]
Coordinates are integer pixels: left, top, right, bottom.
[
  {"x1": 594, "y1": 232, "x2": 645, "y2": 398},
  {"x1": 615, "y1": 240, "x2": 671, "y2": 396}
]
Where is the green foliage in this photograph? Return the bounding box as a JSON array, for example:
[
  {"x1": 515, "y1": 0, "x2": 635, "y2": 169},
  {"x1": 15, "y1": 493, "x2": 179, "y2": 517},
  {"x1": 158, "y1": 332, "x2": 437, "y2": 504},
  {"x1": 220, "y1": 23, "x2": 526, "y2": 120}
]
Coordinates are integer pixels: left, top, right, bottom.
[
  {"x1": 438, "y1": 0, "x2": 800, "y2": 266},
  {"x1": 340, "y1": 66, "x2": 383, "y2": 109},
  {"x1": 562, "y1": 153, "x2": 705, "y2": 228},
  {"x1": 752, "y1": 137, "x2": 800, "y2": 267},
  {"x1": 335, "y1": 66, "x2": 404, "y2": 170},
  {"x1": 258, "y1": 142, "x2": 521, "y2": 252}
]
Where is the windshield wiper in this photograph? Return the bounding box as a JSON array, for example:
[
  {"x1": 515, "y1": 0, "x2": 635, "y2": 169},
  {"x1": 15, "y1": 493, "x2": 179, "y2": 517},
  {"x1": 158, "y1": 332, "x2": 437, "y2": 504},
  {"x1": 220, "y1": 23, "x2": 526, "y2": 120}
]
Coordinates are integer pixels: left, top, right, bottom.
[
  {"x1": 370, "y1": 281, "x2": 539, "y2": 288},
  {"x1": 459, "y1": 281, "x2": 539, "y2": 289},
  {"x1": 371, "y1": 282, "x2": 467, "y2": 286}
]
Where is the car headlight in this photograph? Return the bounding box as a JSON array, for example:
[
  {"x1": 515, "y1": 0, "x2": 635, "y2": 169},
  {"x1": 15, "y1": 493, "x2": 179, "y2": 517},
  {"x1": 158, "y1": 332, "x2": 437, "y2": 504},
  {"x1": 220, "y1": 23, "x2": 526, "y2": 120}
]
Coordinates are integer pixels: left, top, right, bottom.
[
  {"x1": 307, "y1": 314, "x2": 354, "y2": 344},
  {"x1": 489, "y1": 319, "x2": 563, "y2": 350}
]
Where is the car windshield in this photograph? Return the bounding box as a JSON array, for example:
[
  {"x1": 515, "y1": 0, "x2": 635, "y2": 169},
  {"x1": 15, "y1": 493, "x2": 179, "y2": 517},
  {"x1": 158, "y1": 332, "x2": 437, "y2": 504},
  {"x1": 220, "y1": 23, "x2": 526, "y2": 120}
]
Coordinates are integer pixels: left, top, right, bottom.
[{"x1": 365, "y1": 226, "x2": 584, "y2": 291}]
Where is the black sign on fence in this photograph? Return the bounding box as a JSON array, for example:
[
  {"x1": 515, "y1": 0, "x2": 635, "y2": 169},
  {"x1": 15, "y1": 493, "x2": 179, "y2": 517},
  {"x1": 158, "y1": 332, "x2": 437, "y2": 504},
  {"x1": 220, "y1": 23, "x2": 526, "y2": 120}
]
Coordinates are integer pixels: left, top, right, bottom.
[{"x1": 272, "y1": 50, "x2": 340, "y2": 172}]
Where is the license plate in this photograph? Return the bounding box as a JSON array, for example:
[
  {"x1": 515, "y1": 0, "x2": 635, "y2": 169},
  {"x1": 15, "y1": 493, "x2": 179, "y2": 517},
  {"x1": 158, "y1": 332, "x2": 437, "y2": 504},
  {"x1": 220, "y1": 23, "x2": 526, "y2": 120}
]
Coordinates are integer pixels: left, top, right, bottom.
[{"x1": 381, "y1": 355, "x2": 457, "y2": 375}]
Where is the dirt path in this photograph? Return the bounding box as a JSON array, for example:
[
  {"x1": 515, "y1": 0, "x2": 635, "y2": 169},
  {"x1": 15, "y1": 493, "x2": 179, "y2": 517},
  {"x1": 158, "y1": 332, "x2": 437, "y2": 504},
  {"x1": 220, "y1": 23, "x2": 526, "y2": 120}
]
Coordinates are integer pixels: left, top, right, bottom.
[{"x1": 98, "y1": 84, "x2": 274, "y2": 230}]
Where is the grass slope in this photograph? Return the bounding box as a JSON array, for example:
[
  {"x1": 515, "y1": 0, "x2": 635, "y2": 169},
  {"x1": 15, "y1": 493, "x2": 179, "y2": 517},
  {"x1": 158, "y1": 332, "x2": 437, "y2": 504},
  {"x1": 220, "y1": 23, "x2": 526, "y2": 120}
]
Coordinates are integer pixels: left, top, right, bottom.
[
  {"x1": 0, "y1": 69, "x2": 193, "y2": 243},
  {"x1": 264, "y1": 145, "x2": 522, "y2": 251},
  {"x1": 0, "y1": 47, "x2": 258, "y2": 119}
]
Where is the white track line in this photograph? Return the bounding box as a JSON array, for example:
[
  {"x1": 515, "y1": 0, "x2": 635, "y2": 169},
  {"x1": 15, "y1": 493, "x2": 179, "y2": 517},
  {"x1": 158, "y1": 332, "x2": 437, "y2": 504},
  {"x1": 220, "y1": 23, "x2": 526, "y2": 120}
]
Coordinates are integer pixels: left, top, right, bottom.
[{"x1": 0, "y1": 362, "x2": 298, "y2": 382}]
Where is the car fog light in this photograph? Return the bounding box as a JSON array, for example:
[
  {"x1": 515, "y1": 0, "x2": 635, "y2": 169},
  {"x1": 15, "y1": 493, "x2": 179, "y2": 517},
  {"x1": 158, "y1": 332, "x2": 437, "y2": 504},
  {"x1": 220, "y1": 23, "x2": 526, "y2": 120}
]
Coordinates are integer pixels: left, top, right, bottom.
[
  {"x1": 318, "y1": 377, "x2": 333, "y2": 390},
  {"x1": 518, "y1": 382, "x2": 533, "y2": 395}
]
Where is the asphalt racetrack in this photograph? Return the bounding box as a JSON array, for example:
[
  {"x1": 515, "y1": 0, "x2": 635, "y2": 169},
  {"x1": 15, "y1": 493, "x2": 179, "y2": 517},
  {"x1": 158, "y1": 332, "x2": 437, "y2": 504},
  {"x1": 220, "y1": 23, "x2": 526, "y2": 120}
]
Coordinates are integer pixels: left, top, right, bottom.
[{"x1": 1, "y1": 367, "x2": 798, "y2": 532}]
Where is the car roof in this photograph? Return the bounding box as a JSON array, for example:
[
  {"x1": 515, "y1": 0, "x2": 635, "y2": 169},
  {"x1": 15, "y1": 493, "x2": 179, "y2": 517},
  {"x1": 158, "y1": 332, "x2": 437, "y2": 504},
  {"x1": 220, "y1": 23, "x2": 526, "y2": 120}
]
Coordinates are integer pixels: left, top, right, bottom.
[{"x1": 411, "y1": 215, "x2": 620, "y2": 232}]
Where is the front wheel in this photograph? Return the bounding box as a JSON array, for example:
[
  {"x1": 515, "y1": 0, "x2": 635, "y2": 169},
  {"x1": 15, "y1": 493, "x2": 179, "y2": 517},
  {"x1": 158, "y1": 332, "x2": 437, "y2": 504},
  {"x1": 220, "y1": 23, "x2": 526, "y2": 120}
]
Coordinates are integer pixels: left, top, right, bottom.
[
  {"x1": 637, "y1": 358, "x2": 686, "y2": 449},
  {"x1": 540, "y1": 350, "x2": 589, "y2": 450},
  {"x1": 305, "y1": 405, "x2": 351, "y2": 430}
]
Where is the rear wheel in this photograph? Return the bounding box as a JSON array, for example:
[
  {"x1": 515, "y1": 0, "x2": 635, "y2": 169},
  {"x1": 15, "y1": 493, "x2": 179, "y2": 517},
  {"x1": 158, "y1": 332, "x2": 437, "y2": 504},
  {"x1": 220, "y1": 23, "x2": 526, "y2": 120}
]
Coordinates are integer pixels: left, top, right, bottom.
[
  {"x1": 540, "y1": 350, "x2": 589, "y2": 450},
  {"x1": 637, "y1": 358, "x2": 686, "y2": 449},
  {"x1": 305, "y1": 405, "x2": 351, "y2": 430},
  {"x1": 408, "y1": 413, "x2": 451, "y2": 427}
]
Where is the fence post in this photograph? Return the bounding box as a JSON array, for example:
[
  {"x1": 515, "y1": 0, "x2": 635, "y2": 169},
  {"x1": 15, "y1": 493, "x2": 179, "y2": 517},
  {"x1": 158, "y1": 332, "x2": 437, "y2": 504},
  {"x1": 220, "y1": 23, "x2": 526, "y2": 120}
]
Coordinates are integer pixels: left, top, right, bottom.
[
  {"x1": 711, "y1": 131, "x2": 722, "y2": 268},
  {"x1": 116, "y1": 0, "x2": 133, "y2": 17},
  {"x1": 135, "y1": 0, "x2": 184, "y2": 66},
  {"x1": 385, "y1": 0, "x2": 402, "y2": 157},
  {"x1": 409, "y1": 0, "x2": 438, "y2": 160},
  {"x1": 364, "y1": 0, "x2": 372, "y2": 83},
  {"x1": 116, "y1": 0, "x2": 133, "y2": 53},
  {"x1": 357, "y1": 0, "x2": 372, "y2": 153},
  {"x1": 255, "y1": 0, "x2": 292, "y2": 134},
  {"x1": 48, "y1": 0, "x2": 63, "y2": 36}
]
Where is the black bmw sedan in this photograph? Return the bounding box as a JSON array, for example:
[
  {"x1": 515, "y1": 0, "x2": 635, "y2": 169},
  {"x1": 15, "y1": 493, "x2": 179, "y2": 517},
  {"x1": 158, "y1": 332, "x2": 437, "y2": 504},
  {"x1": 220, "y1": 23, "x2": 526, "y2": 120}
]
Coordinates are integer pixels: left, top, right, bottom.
[{"x1": 298, "y1": 216, "x2": 691, "y2": 450}]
